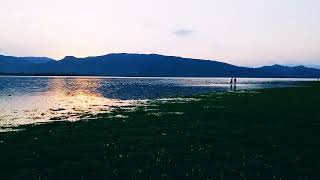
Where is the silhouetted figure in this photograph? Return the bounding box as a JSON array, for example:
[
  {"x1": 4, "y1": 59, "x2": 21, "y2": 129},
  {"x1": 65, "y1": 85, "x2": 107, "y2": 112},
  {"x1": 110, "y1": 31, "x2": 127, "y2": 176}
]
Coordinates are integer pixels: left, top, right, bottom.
[
  {"x1": 233, "y1": 77, "x2": 237, "y2": 91},
  {"x1": 230, "y1": 78, "x2": 233, "y2": 90}
]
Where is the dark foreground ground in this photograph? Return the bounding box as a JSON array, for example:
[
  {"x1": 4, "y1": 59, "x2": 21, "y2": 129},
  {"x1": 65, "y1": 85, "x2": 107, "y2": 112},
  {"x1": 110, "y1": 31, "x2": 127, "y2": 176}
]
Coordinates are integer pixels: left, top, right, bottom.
[{"x1": 1, "y1": 83, "x2": 320, "y2": 180}]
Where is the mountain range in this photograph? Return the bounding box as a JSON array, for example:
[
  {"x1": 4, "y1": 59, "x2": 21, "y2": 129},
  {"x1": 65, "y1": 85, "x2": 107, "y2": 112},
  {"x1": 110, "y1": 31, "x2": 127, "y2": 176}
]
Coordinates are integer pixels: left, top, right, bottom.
[{"x1": 1, "y1": 53, "x2": 320, "y2": 78}]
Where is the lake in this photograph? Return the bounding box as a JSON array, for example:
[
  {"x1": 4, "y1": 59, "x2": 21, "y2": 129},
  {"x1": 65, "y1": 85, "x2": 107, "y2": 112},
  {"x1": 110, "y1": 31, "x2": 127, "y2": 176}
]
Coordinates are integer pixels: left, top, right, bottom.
[{"x1": 0, "y1": 76, "x2": 314, "y2": 131}]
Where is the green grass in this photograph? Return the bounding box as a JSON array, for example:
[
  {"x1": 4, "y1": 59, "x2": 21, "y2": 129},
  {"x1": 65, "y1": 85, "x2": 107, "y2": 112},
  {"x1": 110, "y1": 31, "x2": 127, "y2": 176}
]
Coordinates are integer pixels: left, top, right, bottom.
[{"x1": 1, "y1": 83, "x2": 320, "y2": 180}]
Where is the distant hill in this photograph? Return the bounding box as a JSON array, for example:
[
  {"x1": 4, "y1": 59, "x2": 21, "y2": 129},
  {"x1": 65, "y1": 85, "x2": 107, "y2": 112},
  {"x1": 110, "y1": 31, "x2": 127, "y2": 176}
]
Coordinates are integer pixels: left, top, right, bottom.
[
  {"x1": 1, "y1": 53, "x2": 320, "y2": 78},
  {"x1": 0, "y1": 55, "x2": 54, "y2": 73}
]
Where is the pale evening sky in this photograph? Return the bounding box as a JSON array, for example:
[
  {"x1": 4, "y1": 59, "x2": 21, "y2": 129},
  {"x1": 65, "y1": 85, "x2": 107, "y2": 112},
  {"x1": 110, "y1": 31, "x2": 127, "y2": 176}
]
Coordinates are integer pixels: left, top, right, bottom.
[{"x1": 0, "y1": 0, "x2": 319, "y2": 67}]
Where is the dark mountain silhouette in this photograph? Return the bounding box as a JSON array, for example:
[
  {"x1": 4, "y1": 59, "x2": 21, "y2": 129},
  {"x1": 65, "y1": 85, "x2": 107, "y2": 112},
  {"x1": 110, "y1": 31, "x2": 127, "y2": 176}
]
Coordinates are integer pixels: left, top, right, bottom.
[
  {"x1": 0, "y1": 55, "x2": 54, "y2": 73},
  {"x1": 1, "y1": 53, "x2": 320, "y2": 78}
]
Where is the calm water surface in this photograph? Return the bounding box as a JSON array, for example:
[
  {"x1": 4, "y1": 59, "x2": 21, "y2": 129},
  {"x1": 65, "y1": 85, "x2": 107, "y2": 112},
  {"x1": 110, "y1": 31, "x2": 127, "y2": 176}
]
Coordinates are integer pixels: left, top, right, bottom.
[{"x1": 0, "y1": 76, "x2": 314, "y2": 130}]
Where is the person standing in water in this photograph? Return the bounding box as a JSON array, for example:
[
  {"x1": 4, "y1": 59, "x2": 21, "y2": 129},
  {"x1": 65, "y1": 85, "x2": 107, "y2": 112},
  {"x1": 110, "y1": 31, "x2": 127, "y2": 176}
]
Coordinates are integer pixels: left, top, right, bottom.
[{"x1": 234, "y1": 77, "x2": 237, "y2": 85}]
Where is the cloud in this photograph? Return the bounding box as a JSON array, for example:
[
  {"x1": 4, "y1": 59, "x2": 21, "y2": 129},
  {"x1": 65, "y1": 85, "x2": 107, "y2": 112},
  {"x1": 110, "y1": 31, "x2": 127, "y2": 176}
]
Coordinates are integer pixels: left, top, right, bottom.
[{"x1": 173, "y1": 29, "x2": 195, "y2": 37}]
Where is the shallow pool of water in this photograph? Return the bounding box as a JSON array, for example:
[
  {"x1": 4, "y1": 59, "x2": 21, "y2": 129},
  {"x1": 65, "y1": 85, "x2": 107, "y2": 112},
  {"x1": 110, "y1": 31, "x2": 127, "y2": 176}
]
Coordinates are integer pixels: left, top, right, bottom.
[{"x1": 0, "y1": 76, "x2": 314, "y2": 130}]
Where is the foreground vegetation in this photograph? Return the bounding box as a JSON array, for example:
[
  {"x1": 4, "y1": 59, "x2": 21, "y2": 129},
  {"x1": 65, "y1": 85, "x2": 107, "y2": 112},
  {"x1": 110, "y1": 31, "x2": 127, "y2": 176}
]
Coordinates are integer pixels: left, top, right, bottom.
[{"x1": 1, "y1": 83, "x2": 320, "y2": 180}]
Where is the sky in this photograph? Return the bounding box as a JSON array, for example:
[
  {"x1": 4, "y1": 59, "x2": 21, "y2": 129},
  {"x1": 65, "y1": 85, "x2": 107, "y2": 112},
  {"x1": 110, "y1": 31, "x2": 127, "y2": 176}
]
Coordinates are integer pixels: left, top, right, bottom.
[{"x1": 0, "y1": 0, "x2": 319, "y2": 67}]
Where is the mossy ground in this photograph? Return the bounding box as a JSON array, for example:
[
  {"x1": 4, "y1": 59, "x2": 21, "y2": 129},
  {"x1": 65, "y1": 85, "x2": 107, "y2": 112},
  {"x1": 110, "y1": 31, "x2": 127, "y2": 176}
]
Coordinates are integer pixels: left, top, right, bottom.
[{"x1": 1, "y1": 83, "x2": 320, "y2": 180}]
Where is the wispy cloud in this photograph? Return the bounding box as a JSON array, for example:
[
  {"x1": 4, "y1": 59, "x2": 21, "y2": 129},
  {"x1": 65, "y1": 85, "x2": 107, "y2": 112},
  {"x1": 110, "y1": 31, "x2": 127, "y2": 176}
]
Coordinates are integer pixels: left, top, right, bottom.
[{"x1": 173, "y1": 29, "x2": 195, "y2": 37}]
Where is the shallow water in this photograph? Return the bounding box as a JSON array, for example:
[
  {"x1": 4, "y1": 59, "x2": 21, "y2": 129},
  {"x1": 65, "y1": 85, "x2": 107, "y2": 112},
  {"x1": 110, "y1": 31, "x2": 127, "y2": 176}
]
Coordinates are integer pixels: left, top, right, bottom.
[{"x1": 0, "y1": 76, "x2": 314, "y2": 130}]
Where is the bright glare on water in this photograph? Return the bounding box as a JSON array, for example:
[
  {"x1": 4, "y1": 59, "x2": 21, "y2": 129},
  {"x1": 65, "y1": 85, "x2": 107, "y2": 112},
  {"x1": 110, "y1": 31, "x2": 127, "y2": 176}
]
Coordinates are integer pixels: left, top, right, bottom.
[{"x1": 0, "y1": 76, "x2": 314, "y2": 130}]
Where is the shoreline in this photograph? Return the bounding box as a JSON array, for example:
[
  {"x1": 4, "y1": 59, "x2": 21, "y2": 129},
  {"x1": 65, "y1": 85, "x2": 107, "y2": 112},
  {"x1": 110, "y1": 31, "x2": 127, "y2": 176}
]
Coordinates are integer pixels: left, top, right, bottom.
[{"x1": 1, "y1": 74, "x2": 320, "y2": 79}]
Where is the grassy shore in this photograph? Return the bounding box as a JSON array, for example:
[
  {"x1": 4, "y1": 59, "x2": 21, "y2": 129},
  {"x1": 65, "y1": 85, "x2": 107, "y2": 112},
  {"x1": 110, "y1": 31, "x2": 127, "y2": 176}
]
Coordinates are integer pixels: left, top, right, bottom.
[{"x1": 1, "y1": 83, "x2": 320, "y2": 180}]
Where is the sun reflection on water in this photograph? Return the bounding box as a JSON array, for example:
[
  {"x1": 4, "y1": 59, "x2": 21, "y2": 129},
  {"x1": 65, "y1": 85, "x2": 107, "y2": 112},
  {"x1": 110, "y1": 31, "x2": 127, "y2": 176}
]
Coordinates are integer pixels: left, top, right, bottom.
[{"x1": 0, "y1": 78, "x2": 140, "y2": 130}]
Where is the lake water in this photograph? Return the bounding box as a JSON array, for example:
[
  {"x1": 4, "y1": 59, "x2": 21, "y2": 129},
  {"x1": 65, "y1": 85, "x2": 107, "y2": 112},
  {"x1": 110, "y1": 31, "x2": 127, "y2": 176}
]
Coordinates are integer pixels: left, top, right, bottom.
[{"x1": 0, "y1": 76, "x2": 314, "y2": 130}]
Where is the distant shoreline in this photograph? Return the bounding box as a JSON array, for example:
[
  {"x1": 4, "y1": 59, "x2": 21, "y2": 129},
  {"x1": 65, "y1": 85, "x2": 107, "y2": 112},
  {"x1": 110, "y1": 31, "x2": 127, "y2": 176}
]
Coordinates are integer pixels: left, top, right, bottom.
[
  {"x1": 2, "y1": 53, "x2": 320, "y2": 78},
  {"x1": 0, "y1": 73, "x2": 319, "y2": 79}
]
